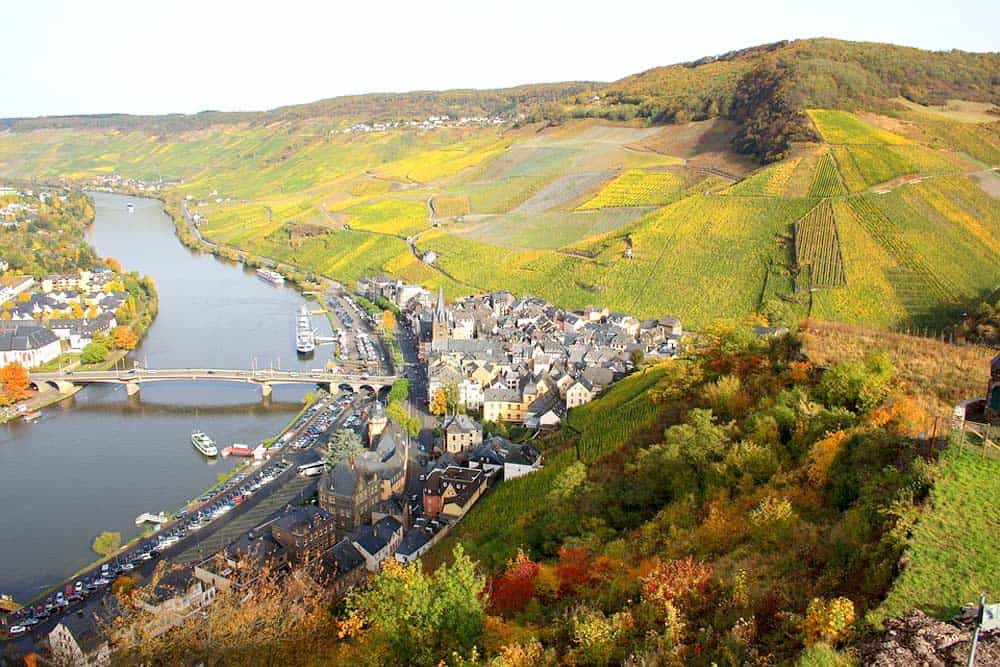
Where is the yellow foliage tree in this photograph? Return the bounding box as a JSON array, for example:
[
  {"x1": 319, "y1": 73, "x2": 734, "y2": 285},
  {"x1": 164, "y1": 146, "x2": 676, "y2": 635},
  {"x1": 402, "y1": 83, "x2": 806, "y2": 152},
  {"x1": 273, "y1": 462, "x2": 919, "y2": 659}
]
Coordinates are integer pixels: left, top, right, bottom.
[
  {"x1": 806, "y1": 430, "x2": 848, "y2": 488},
  {"x1": 381, "y1": 309, "x2": 397, "y2": 333},
  {"x1": 803, "y1": 596, "x2": 855, "y2": 646},
  {"x1": 430, "y1": 388, "x2": 448, "y2": 416}
]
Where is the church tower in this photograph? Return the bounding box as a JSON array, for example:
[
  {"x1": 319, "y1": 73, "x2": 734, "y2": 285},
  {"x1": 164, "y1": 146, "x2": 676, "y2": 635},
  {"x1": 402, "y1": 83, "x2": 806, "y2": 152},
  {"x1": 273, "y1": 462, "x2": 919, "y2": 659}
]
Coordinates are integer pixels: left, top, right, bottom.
[{"x1": 432, "y1": 286, "x2": 449, "y2": 350}]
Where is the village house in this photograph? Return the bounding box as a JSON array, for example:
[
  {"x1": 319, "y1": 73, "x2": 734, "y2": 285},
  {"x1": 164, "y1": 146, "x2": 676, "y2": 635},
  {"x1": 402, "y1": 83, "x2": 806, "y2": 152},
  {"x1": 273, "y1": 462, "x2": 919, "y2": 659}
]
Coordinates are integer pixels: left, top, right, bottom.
[
  {"x1": 0, "y1": 274, "x2": 34, "y2": 305},
  {"x1": 566, "y1": 377, "x2": 596, "y2": 408},
  {"x1": 440, "y1": 413, "x2": 483, "y2": 454},
  {"x1": 270, "y1": 506, "x2": 339, "y2": 561},
  {"x1": 395, "y1": 515, "x2": 449, "y2": 563},
  {"x1": 318, "y1": 422, "x2": 406, "y2": 538},
  {"x1": 468, "y1": 437, "x2": 544, "y2": 480},
  {"x1": 351, "y1": 515, "x2": 404, "y2": 572},
  {"x1": 0, "y1": 324, "x2": 62, "y2": 368},
  {"x1": 41, "y1": 270, "x2": 93, "y2": 294},
  {"x1": 422, "y1": 465, "x2": 489, "y2": 520},
  {"x1": 132, "y1": 567, "x2": 217, "y2": 640},
  {"x1": 320, "y1": 539, "x2": 368, "y2": 600},
  {"x1": 48, "y1": 613, "x2": 111, "y2": 667}
]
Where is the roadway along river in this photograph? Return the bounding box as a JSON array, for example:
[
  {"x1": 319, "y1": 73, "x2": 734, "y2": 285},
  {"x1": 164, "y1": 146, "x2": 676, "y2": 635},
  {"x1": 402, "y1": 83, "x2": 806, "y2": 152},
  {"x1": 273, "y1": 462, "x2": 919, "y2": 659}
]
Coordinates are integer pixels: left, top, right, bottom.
[{"x1": 0, "y1": 192, "x2": 333, "y2": 603}]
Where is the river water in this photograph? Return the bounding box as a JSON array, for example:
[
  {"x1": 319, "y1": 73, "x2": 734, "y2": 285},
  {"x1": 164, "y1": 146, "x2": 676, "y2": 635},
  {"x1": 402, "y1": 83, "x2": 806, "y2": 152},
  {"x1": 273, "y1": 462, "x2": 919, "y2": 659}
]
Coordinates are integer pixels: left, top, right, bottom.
[{"x1": 0, "y1": 192, "x2": 333, "y2": 602}]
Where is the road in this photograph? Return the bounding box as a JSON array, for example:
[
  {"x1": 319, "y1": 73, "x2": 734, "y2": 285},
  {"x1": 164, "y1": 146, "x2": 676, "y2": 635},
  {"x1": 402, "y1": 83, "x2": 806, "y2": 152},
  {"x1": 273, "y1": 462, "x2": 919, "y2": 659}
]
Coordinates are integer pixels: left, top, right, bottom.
[
  {"x1": 395, "y1": 319, "x2": 437, "y2": 502},
  {"x1": 0, "y1": 389, "x2": 369, "y2": 655}
]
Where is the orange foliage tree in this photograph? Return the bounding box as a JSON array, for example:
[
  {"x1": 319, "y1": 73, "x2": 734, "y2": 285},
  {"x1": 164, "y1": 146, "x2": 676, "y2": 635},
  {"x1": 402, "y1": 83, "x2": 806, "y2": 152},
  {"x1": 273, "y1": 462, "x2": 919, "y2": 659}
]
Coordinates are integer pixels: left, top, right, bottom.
[
  {"x1": 0, "y1": 362, "x2": 33, "y2": 405},
  {"x1": 111, "y1": 325, "x2": 139, "y2": 351},
  {"x1": 641, "y1": 557, "x2": 713, "y2": 614},
  {"x1": 104, "y1": 256, "x2": 123, "y2": 273},
  {"x1": 556, "y1": 546, "x2": 594, "y2": 597}
]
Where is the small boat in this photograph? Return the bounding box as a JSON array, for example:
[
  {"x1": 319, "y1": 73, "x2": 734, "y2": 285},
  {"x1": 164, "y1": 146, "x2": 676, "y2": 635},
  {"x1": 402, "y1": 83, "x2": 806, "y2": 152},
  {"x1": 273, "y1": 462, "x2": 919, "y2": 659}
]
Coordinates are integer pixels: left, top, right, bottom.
[
  {"x1": 228, "y1": 443, "x2": 255, "y2": 457},
  {"x1": 22, "y1": 411, "x2": 41, "y2": 423},
  {"x1": 191, "y1": 430, "x2": 218, "y2": 457},
  {"x1": 125, "y1": 202, "x2": 135, "y2": 213},
  {"x1": 256, "y1": 268, "x2": 285, "y2": 285}
]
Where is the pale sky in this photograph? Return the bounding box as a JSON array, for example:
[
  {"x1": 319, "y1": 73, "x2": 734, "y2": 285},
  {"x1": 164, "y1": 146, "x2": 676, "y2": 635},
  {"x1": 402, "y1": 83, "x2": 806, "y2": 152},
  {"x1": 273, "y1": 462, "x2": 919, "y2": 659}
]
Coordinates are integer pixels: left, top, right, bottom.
[{"x1": 2, "y1": 0, "x2": 997, "y2": 118}]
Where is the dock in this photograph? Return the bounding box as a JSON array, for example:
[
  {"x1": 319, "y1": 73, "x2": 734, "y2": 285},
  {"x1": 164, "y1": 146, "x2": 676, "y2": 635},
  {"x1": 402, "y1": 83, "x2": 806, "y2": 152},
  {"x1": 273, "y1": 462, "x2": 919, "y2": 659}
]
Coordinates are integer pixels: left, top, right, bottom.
[{"x1": 135, "y1": 512, "x2": 168, "y2": 526}]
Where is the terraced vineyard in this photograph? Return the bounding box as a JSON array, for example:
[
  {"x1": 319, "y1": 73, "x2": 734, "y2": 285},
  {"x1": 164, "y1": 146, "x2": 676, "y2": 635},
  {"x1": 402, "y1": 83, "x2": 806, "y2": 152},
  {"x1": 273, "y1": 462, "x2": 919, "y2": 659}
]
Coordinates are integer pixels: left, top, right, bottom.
[
  {"x1": 807, "y1": 109, "x2": 913, "y2": 145},
  {"x1": 0, "y1": 105, "x2": 996, "y2": 330},
  {"x1": 794, "y1": 200, "x2": 846, "y2": 287},
  {"x1": 577, "y1": 168, "x2": 686, "y2": 208},
  {"x1": 808, "y1": 153, "x2": 848, "y2": 197}
]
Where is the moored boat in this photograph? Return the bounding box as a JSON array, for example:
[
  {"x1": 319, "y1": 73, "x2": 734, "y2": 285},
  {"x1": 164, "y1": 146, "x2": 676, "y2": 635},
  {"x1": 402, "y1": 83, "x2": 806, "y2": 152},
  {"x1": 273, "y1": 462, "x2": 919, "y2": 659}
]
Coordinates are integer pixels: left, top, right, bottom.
[
  {"x1": 256, "y1": 267, "x2": 285, "y2": 285},
  {"x1": 191, "y1": 430, "x2": 218, "y2": 457},
  {"x1": 296, "y1": 304, "x2": 316, "y2": 353},
  {"x1": 22, "y1": 411, "x2": 41, "y2": 423},
  {"x1": 228, "y1": 443, "x2": 255, "y2": 457}
]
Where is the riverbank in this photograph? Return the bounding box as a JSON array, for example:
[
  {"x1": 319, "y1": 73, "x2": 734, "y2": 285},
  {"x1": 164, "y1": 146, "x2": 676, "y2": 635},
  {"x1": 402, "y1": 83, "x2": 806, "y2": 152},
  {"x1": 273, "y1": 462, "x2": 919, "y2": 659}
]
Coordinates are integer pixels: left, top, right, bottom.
[
  {"x1": 0, "y1": 191, "x2": 327, "y2": 607},
  {"x1": 20, "y1": 390, "x2": 323, "y2": 608}
]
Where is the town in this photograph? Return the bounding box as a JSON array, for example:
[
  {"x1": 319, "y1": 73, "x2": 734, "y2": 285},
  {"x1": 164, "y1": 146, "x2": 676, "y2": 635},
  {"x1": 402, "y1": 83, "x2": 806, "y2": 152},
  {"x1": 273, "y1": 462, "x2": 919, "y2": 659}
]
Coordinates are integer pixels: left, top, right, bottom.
[{"x1": 0, "y1": 270, "x2": 683, "y2": 664}]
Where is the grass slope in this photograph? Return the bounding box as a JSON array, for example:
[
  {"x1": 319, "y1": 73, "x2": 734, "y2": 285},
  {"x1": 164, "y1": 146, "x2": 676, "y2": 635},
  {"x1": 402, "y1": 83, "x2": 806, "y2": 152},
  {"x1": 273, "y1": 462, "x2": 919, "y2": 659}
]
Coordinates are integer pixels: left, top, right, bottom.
[{"x1": 873, "y1": 443, "x2": 1000, "y2": 623}]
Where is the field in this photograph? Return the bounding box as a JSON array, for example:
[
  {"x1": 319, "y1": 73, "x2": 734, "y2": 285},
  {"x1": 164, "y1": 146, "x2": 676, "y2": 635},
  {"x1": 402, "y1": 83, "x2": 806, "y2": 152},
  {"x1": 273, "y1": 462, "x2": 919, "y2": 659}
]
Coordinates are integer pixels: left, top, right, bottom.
[{"x1": 872, "y1": 444, "x2": 1000, "y2": 623}]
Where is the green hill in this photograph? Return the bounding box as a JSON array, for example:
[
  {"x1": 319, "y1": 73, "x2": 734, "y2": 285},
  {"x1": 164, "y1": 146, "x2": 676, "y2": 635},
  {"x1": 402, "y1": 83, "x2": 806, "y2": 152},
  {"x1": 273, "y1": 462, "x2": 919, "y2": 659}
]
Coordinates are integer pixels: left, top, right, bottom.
[{"x1": 0, "y1": 38, "x2": 997, "y2": 332}]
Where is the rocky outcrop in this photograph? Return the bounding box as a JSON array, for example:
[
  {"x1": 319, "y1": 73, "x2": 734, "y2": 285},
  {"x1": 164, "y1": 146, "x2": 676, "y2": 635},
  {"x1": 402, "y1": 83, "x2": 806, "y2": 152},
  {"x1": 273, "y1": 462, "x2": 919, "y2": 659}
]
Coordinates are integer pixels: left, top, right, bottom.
[{"x1": 859, "y1": 610, "x2": 999, "y2": 666}]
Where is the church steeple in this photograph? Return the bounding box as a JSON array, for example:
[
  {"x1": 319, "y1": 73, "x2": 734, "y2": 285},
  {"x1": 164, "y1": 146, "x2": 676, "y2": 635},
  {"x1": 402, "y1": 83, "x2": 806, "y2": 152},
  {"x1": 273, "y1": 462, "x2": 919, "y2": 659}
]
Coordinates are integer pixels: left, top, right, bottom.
[
  {"x1": 432, "y1": 285, "x2": 449, "y2": 350},
  {"x1": 434, "y1": 285, "x2": 447, "y2": 322}
]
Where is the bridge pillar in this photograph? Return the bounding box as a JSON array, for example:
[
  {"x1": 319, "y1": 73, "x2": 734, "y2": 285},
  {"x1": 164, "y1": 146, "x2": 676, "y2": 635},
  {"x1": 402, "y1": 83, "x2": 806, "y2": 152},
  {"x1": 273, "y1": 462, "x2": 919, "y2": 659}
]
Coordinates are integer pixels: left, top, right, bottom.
[
  {"x1": 261, "y1": 383, "x2": 273, "y2": 398},
  {"x1": 125, "y1": 381, "x2": 141, "y2": 397},
  {"x1": 53, "y1": 380, "x2": 76, "y2": 394}
]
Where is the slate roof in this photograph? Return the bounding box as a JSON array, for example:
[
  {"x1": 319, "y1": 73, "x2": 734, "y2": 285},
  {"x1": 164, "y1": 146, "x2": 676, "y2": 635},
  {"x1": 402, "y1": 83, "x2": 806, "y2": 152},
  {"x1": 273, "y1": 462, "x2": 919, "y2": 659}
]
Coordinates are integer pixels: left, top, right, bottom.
[
  {"x1": 353, "y1": 516, "x2": 402, "y2": 556},
  {"x1": 0, "y1": 324, "x2": 58, "y2": 351},
  {"x1": 325, "y1": 538, "x2": 365, "y2": 573}
]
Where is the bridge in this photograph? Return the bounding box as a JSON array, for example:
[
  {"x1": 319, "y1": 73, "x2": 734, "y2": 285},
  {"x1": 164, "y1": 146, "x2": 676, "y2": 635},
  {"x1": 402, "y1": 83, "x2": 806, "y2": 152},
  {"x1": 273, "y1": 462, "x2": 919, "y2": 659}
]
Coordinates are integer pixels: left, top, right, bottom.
[{"x1": 29, "y1": 368, "x2": 398, "y2": 399}]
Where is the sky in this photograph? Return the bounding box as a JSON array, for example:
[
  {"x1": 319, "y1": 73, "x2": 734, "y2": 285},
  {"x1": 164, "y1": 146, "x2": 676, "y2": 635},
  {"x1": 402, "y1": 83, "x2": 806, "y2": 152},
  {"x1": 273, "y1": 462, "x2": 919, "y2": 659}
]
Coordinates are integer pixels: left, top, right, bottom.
[{"x1": 1, "y1": 0, "x2": 997, "y2": 118}]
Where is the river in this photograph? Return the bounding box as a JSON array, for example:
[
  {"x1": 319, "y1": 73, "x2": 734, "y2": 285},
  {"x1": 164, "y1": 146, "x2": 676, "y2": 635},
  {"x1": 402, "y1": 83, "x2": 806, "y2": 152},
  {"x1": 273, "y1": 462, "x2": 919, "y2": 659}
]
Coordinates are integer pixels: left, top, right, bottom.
[{"x1": 0, "y1": 192, "x2": 333, "y2": 602}]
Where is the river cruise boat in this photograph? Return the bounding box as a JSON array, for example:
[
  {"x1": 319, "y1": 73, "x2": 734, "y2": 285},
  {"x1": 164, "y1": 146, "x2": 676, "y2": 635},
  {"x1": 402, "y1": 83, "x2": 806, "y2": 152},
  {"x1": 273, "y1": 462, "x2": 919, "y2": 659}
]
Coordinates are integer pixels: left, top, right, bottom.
[
  {"x1": 256, "y1": 267, "x2": 285, "y2": 285},
  {"x1": 296, "y1": 305, "x2": 316, "y2": 354},
  {"x1": 191, "y1": 430, "x2": 218, "y2": 457}
]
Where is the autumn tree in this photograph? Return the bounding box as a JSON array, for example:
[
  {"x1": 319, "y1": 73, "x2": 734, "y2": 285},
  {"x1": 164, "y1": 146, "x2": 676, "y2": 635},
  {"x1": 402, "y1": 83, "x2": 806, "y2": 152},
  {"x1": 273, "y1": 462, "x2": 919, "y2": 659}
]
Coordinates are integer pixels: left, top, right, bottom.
[
  {"x1": 0, "y1": 362, "x2": 32, "y2": 405},
  {"x1": 641, "y1": 557, "x2": 713, "y2": 614},
  {"x1": 343, "y1": 544, "x2": 486, "y2": 667},
  {"x1": 104, "y1": 256, "x2": 123, "y2": 273},
  {"x1": 490, "y1": 550, "x2": 540, "y2": 613},
  {"x1": 381, "y1": 308, "x2": 397, "y2": 333},
  {"x1": 110, "y1": 560, "x2": 330, "y2": 665},
  {"x1": 430, "y1": 388, "x2": 448, "y2": 416},
  {"x1": 92, "y1": 531, "x2": 121, "y2": 557},
  {"x1": 111, "y1": 325, "x2": 139, "y2": 350},
  {"x1": 803, "y1": 597, "x2": 855, "y2": 647}
]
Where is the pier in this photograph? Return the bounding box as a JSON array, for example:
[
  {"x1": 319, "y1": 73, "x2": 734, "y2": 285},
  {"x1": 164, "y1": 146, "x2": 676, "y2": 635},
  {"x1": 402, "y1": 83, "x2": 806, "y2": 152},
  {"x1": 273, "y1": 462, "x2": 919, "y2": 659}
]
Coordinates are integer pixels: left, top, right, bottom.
[{"x1": 135, "y1": 512, "x2": 169, "y2": 526}]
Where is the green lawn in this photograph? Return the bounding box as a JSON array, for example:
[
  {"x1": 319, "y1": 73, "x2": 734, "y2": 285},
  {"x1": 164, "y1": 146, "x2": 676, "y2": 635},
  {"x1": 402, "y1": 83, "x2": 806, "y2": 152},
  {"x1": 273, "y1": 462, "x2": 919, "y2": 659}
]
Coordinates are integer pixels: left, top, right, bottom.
[{"x1": 871, "y1": 442, "x2": 1000, "y2": 624}]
